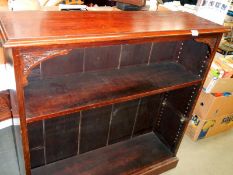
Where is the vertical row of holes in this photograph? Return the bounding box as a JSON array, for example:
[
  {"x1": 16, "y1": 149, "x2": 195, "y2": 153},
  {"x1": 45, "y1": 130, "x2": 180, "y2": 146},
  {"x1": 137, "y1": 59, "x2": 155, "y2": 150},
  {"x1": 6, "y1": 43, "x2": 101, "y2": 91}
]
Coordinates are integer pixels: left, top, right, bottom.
[
  {"x1": 176, "y1": 42, "x2": 184, "y2": 63},
  {"x1": 184, "y1": 85, "x2": 197, "y2": 117},
  {"x1": 198, "y1": 50, "x2": 210, "y2": 77},
  {"x1": 156, "y1": 93, "x2": 169, "y2": 127},
  {"x1": 173, "y1": 85, "x2": 198, "y2": 144}
]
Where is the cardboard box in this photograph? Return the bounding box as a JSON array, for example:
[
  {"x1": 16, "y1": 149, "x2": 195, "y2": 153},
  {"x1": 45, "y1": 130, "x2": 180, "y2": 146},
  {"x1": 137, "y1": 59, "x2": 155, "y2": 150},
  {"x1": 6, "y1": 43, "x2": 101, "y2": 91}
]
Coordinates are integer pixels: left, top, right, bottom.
[
  {"x1": 203, "y1": 73, "x2": 233, "y2": 93},
  {"x1": 186, "y1": 114, "x2": 233, "y2": 141},
  {"x1": 194, "y1": 91, "x2": 233, "y2": 120},
  {"x1": 203, "y1": 54, "x2": 233, "y2": 93},
  {"x1": 214, "y1": 55, "x2": 233, "y2": 78}
]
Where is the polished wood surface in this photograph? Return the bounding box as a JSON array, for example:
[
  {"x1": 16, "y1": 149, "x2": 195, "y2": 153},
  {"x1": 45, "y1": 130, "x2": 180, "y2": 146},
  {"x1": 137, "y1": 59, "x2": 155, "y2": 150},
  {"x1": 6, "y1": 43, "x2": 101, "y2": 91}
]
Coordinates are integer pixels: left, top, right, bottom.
[
  {"x1": 27, "y1": 95, "x2": 162, "y2": 168},
  {"x1": 31, "y1": 132, "x2": 176, "y2": 175},
  {"x1": 0, "y1": 11, "x2": 229, "y2": 47},
  {"x1": 25, "y1": 62, "x2": 201, "y2": 123},
  {"x1": 0, "y1": 10, "x2": 227, "y2": 175}
]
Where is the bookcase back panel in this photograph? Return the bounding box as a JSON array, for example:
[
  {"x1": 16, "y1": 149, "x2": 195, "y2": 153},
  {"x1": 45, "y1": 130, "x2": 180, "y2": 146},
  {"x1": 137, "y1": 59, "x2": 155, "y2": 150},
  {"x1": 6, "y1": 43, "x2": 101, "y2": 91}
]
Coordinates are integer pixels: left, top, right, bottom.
[
  {"x1": 45, "y1": 113, "x2": 80, "y2": 164},
  {"x1": 41, "y1": 48, "x2": 85, "y2": 78},
  {"x1": 133, "y1": 95, "x2": 162, "y2": 136},
  {"x1": 27, "y1": 121, "x2": 45, "y2": 168},
  {"x1": 166, "y1": 84, "x2": 201, "y2": 117},
  {"x1": 154, "y1": 84, "x2": 201, "y2": 153},
  {"x1": 28, "y1": 83, "x2": 202, "y2": 169},
  {"x1": 79, "y1": 105, "x2": 112, "y2": 154},
  {"x1": 27, "y1": 39, "x2": 209, "y2": 83},
  {"x1": 1, "y1": 10, "x2": 225, "y2": 175},
  {"x1": 28, "y1": 94, "x2": 161, "y2": 168},
  {"x1": 24, "y1": 36, "x2": 214, "y2": 171},
  {"x1": 179, "y1": 39, "x2": 212, "y2": 78},
  {"x1": 120, "y1": 43, "x2": 152, "y2": 67},
  {"x1": 109, "y1": 99, "x2": 140, "y2": 144},
  {"x1": 150, "y1": 41, "x2": 179, "y2": 63}
]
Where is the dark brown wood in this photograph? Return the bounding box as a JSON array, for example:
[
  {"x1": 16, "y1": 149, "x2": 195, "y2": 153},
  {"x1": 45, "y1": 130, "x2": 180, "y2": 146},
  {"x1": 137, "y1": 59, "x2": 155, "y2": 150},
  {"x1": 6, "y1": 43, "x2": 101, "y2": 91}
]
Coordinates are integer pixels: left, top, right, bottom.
[
  {"x1": 25, "y1": 62, "x2": 201, "y2": 122},
  {"x1": 0, "y1": 11, "x2": 229, "y2": 48},
  {"x1": 11, "y1": 48, "x2": 32, "y2": 175},
  {"x1": 84, "y1": 45, "x2": 121, "y2": 71},
  {"x1": 153, "y1": 84, "x2": 201, "y2": 153},
  {"x1": 109, "y1": 99, "x2": 139, "y2": 144},
  {"x1": 18, "y1": 38, "x2": 212, "y2": 86},
  {"x1": 194, "y1": 37, "x2": 218, "y2": 53},
  {"x1": 150, "y1": 41, "x2": 178, "y2": 63},
  {"x1": 133, "y1": 95, "x2": 161, "y2": 136},
  {"x1": 45, "y1": 113, "x2": 80, "y2": 164},
  {"x1": 28, "y1": 121, "x2": 45, "y2": 168},
  {"x1": 114, "y1": 0, "x2": 146, "y2": 6},
  {"x1": 132, "y1": 157, "x2": 178, "y2": 175},
  {"x1": 80, "y1": 106, "x2": 112, "y2": 154},
  {"x1": 31, "y1": 132, "x2": 175, "y2": 175},
  {"x1": 21, "y1": 48, "x2": 71, "y2": 77},
  {"x1": 120, "y1": 43, "x2": 151, "y2": 67},
  {"x1": 20, "y1": 40, "x2": 193, "y2": 87},
  {"x1": 26, "y1": 95, "x2": 166, "y2": 166},
  {"x1": 0, "y1": 90, "x2": 11, "y2": 121},
  {"x1": 179, "y1": 39, "x2": 212, "y2": 77},
  {"x1": 41, "y1": 48, "x2": 84, "y2": 78},
  {"x1": 171, "y1": 34, "x2": 224, "y2": 155},
  {"x1": 0, "y1": 11, "x2": 227, "y2": 175}
]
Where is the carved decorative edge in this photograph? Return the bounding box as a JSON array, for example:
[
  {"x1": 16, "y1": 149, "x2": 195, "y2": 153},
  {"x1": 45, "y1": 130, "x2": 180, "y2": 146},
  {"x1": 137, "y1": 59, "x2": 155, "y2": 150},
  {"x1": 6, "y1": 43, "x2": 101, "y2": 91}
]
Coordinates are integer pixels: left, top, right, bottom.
[
  {"x1": 20, "y1": 49, "x2": 72, "y2": 86},
  {"x1": 0, "y1": 91, "x2": 11, "y2": 121},
  {"x1": 194, "y1": 37, "x2": 217, "y2": 53}
]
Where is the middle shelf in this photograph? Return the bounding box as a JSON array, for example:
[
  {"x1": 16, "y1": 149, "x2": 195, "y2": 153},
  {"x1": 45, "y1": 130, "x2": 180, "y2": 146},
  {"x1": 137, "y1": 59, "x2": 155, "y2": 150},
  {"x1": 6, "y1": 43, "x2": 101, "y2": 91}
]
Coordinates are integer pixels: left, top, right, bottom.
[{"x1": 25, "y1": 61, "x2": 201, "y2": 122}]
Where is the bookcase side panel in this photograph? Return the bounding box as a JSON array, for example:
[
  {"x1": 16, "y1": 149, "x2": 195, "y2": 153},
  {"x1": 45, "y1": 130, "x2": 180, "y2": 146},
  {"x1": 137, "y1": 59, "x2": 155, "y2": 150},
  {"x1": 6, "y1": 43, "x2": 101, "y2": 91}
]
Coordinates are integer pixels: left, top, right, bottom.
[{"x1": 4, "y1": 47, "x2": 30, "y2": 175}]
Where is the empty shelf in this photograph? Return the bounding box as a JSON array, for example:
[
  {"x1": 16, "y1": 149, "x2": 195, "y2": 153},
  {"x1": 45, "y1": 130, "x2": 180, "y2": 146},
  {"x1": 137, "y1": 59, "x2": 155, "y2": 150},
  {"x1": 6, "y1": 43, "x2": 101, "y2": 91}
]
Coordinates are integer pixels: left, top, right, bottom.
[
  {"x1": 25, "y1": 62, "x2": 201, "y2": 122},
  {"x1": 32, "y1": 132, "x2": 177, "y2": 175}
]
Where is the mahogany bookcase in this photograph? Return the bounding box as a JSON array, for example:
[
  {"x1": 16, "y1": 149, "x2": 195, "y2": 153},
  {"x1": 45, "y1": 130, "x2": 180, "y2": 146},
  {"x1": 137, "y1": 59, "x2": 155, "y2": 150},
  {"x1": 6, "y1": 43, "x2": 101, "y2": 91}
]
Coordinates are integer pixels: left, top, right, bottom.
[{"x1": 0, "y1": 11, "x2": 228, "y2": 175}]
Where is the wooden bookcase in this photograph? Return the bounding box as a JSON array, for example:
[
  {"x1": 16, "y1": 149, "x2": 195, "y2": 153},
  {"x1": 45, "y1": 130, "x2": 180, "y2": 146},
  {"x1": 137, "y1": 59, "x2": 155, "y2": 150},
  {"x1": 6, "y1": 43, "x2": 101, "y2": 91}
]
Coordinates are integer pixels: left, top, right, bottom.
[{"x1": 0, "y1": 11, "x2": 228, "y2": 175}]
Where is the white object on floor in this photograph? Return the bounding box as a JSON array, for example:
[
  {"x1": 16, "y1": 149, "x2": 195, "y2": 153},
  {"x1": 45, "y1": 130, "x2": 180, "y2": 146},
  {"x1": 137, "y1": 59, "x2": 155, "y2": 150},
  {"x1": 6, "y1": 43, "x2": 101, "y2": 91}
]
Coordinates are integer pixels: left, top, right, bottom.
[
  {"x1": 0, "y1": 64, "x2": 16, "y2": 91},
  {"x1": 8, "y1": 0, "x2": 41, "y2": 11},
  {"x1": 86, "y1": 6, "x2": 117, "y2": 11},
  {"x1": 59, "y1": 4, "x2": 87, "y2": 11}
]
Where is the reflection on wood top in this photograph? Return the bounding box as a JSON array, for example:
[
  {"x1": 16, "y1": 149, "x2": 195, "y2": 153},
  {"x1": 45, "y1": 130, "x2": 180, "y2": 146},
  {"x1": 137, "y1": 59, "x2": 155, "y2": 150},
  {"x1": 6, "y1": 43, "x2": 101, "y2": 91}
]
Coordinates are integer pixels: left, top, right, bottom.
[{"x1": 0, "y1": 11, "x2": 229, "y2": 47}]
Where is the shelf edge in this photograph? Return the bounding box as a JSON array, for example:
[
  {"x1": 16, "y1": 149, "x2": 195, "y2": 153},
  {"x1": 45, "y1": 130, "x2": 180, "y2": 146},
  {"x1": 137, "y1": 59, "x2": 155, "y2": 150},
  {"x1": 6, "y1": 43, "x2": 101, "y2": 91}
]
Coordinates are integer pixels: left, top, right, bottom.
[{"x1": 26, "y1": 79, "x2": 202, "y2": 123}]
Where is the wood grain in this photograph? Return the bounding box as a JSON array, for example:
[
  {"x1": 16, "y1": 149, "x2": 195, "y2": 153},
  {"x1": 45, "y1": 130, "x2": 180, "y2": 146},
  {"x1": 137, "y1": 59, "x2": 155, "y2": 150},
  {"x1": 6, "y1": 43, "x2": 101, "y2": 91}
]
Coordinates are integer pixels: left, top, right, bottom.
[
  {"x1": 45, "y1": 113, "x2": 80, "y2": 164},
  {"x1": 80, "y1": 106, "x2": 112, "y2": 154},
  {"x1": 0, "y1": 90, "x2": 11, "y2": 121},
  {"x1": 31, "y1": 132, "x2": 175, "y2": 175},
  {"x1": 0, "y1": 10, "x2": 226, "y2": 175},
  {"x1": 25, "y1": 62, "x2": 201, "y2": 122},
  {"x1": 0, "y1": 11, "x2": 229, "y2": 48}
]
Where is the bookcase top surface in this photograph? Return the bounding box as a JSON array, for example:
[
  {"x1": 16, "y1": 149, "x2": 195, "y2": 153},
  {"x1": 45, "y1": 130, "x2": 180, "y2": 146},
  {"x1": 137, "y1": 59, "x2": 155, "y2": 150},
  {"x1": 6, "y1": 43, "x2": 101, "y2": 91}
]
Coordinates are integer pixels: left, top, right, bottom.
[{"x1": 0, "y1": 11, "x2": 228, "y2": 48}]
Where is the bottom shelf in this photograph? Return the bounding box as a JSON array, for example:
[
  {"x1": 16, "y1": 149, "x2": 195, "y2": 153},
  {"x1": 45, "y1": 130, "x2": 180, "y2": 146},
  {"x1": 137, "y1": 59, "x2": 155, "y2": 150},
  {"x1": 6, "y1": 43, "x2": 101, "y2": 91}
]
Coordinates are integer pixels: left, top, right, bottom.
[{"x1": 32, "y1": 132, "x2": 178, "y2": 175}]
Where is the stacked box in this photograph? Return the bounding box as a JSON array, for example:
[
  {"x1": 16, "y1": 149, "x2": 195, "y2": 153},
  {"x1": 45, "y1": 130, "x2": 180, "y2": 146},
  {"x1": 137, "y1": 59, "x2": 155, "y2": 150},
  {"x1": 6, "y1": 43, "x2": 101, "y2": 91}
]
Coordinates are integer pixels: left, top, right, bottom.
[
  {"x1": 203, "y1": 53, "x2": 233, "y2": 93},
  {"x1": 194, "y1": 91, "x2": 233, "y2": 119},
  {"x1": 186, "y1": 91, "x2": 233, "y2": 141},
  {"x1": 186, "y1": 113, "x2": 233, "y2": 141},
  {"x1": 187, "y1": 53, "x2": 233, "y2": 141}
]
